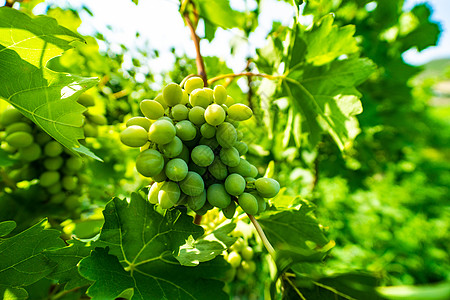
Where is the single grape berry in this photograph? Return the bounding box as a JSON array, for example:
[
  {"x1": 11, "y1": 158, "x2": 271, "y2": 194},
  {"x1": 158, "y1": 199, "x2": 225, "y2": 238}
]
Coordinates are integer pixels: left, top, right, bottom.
[
  {"x1": 205, "y1": 104, "x2": 226, "y2": 126},
  {"x1": 175, "y1": 120, "x2": 197, "y2": 141},
  {"x1": 200, "y1": 123, "x2": 216, "y2": 139},
  {"x1": 225, "y1": 173, "x2": 246, "y2": 196},
  {"x1": 140, "y1": 99, "x2": 165, "y2": 120},
  {"x1": 135, "y1": 149, "x2": 164, "y2": 177},
  {"x1": 126, "y1": 116, "x2": 152, "y2": 131},
  {"x1": 207, "y1": 183, "x2": 231, "y2": 208},
  {"x1": 158, "y1": 181, "x2": 180, "y2": 209},
  {"x1": 227, "y1": 104, "x2": 253, "y2": 121},
  {"x1": 223, "y1": 201, "x2": 236, "y2": 219},
  {"x1": 255, "y1": 177, "x2": 280, "y2": 198},
  {"x1": 220, "y1": 147, "x2": 240, "y2": 167},
  {"x1": 238, "y1": 192, "x2": 258, "y2": 215},
  {"x1": 190, "y1": 89, "x2": 211, "y2": 108},
  {"x1": 216, "y1": 122, "x2": 237, "y2": 148},
  {"x1": 165, "y1": 158, "x2": 188, "y2": 181},
  {"x1": 184, "y1": 77, "x2": 204, "y2": 94},
  {"x1": 191, "y1": 145, "x2": 214, "y2": 167},
  {"x1": 148, "y1": 182, "x2": 163, "y2": 204},
  {"x1": 148, "y1": 119, "x2": 176, "y2": 145},
  {"x1": 188, "y1": 106, "x2": 206, "y2": 125},
  {"x1": 179, "y1": 171, "x2": 204, "y2": 196},
  {"x1": 6, "y1": 131, "x2": 33, "y2": 148},
  {"x1": 171, "y1": 104, "x2": 189, "y2": 121},
  {"x1": 187, "y1": 190, "x2": 207, "y2": 211},
  {"x1": 44, "y1": 141, "x2": 64, "y2": 157},
  {"x1": 163, "y1": 83, "x2": 183, "y2": 106},
  {"x1": 120, "y1": 125, "x2": 148, "y2": 147},
  {"x1": 213, "y1": 85, "x2": 227, "y2": 105},
  {"x1": 159, "y1": 136, "x2": 183, "y2": 158}
]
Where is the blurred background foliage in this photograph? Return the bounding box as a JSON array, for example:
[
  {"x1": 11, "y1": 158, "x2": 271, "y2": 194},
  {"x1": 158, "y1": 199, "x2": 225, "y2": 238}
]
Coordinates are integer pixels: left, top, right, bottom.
[{"x1": 0, "y1": 0, "x2": 449, "y2": 298}]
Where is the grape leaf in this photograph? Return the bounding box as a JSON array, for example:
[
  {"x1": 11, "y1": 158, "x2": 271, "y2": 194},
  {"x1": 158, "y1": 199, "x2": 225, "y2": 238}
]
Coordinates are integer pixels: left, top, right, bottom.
[
  {"x1": 43, "y1": 239, "x2": 93, "y2": 290},
  {"x1": 257, "y1": 202, "x2": 328, "y2": 251},
  {"x1": 0, "y1": 220, "x2": 16, "y2": 237},
  {"x1": 0, "y1": 218, "x2": 65, "y2": 287},
  {"x1": 0, "y1": 285, "x2": 28, "y2": 300},
  {"x1": 79, "y1": 193, "x2": 229, "y2": 299},
  {"x1": 0, "y1": 7, "x2": 100, "y2": 160},
  {"x1": 177, "y1": 223, "x2": 237, "y2": 266}
]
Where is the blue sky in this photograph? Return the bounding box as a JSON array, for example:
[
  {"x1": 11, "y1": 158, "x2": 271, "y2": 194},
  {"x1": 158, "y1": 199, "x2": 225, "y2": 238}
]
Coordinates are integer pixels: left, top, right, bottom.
[{"x1": 3, "y1": 0, "x2": 449, "y2": 69}]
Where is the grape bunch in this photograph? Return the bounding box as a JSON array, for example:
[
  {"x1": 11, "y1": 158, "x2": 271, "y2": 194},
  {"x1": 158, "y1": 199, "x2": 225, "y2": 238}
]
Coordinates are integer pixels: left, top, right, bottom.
[
  {"x1": 0, "y1": 107, "x2": 89, "y2": 212},
  {"x1": 120, "y1": 77, "x2": 280, "y2": 216}
]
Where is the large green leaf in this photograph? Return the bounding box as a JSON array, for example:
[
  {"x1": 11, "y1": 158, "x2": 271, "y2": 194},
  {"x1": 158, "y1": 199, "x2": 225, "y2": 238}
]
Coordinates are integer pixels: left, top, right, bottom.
[
  {"x1": 177, "y1": 223, "x2": 237, "y2": 266},
  {"x1": 0, "y1": 7, "x2": 99, "y2": 159},
  {"x1": 79, "y1": 193, "x2": 229, "y2": 299},
  {"x1": 0, "y1": 219, "x2": 65, "y2": 287},
  {"x1": 43, "y1": 239, "x2": 93, "y2": 290}
]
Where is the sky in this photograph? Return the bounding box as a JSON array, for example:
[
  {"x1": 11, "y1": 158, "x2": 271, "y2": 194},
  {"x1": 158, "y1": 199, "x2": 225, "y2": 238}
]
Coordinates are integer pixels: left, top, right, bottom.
[{"x1": 3, "y1": 0, "x2": 450, "y2": 71}]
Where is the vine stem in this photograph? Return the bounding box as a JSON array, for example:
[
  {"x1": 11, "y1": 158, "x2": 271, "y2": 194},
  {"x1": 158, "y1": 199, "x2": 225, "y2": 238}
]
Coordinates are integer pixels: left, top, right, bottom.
[
  {"x1": 183, "y1": 6, "x2": 207, "y2": 86},
  {"x1": 208, "y1": 72, "x2": 283, "y2": 85},
  {"x1": 247, "y1": 214, "x2": 276, "y2": 259}
]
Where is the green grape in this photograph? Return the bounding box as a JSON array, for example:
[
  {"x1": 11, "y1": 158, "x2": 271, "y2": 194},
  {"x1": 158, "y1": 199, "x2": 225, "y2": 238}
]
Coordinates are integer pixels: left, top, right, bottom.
[
  {"x1": 207, "y1": 183, "x2": 231, "y2": 208},
  {"x1": 181, "y1": 89, "x2": 189, "y2": 105},
  {"x1": 5, "y1": 131, "x2": 33, "y2": 148},
  {"x1": 200, "y1": 123, "x2": 216, "y2": 138},
  {"x1": 219, "y1": 147, "x2": 240, "y2": 167},
  {"x1": 241, "y1": 246, "x2": 254, "y2": 261},
  {"x1": 236, "y1": 130, "x2": 244, "y2": 141},
  {"x1": 175, "y1": 120, "x2": 197, "y2": 141},
  {"x1": 216, "y1": 122, "x2": 237, "y2": 148},
  {"x1": 158, "y1": 181, "x2": 180, "y2": 209},
  {"x1": 66, "y1": 156, "x2": 83, "y2": 172},
  {"x1": 213, "y1": 85, "x2": 227, "y2": 105},
  {"x1": 184, "y1": 77, "x2": 204, "y2": 94},
  {"x1": 87, "y1": 113, "x2": 107, "y2": 125},
  {"x1": 165, "y1": 158, "x2": 188, "y2": 181},
  {"x1": 163, "y1": 83, "x2": 183, "y2": 106},
  {"x1": 176, "y1": 144, "x2": 190, "y2": 164},
  {"x1": 65, "y1": 195, "x2": 80, "y2": 210},
  {"x1": 47, "y1": 182, "x2": 62, "y2": 195},
  {"x1": 159, "y1": 116, "x2": 174, "y2": 124},
  {"x1": 227, "y1": 104, "x2": 253, "y2": 121},
  {"x1": 255, "y1": 177, "x2": 280, "y2": 198},
  {"x1": 159, "y1": 136, "x2": 183, "y2": 158},
  {"x1": 198, "y1": 137, "x2": 219, "y2": 150},
  {"x1": 83, "y1": 123, "x2": 98, "y2": 137},
  {"x1": 135, "y1": 149, "x2": 164, "y2": 177},
  {"x1": 77, "y1": 94, "x2": 95, "y2": 107},
  {"x1": 189, "y1": 89, "x2": 211, "y2": 108},
  {"x1": 154, "y1": 93, "x2": 168, "y2": 109},
  {"x1": 234, "y1": 141, "x2": 248, "y2": 155},
  {"x1": 249, "y1": 164, "x2": 258, "y2": 178},
  {"x1": 148, "y1": 119, "x2": 176, "y2": 145},
  {"x1": 140, "y1": 99, "x2": 165, "y2": 120},
  {"x1": 44, "y1": 141, "x2": 63, "y2": 157},
  {"x1": 39, "y1": 171, "x2": 60, "y2": 188},
  {"x1": 177, "y1": 193, "x2": 188, "y2": 205},
  {"x1": 208, "y1": 157, "x2": 228, "y2": 180},
  {"x1": 205, "y1": 104, "x2": 226, "y2": 126},
  {"x1": 5, "y1": 122, "x2": 32, "y2": 135},
  {"x1": 0, "y1": 108, "x2": 23, "y2": 126},
  {"x1": 228, "y1": 158, "x2": 253, "y2": 177},
  {"x1": 191, "y1": 145, "x2": 214, "y2": 167},
  {"x1": 78, "y1": 173, "x2": 91, "y2": 184},
  {"x1": 50, "y1": 192, "x2": 66, "y2": 204},
  {"x1": 188, "y1": 106, "x2": 206, "y2": 125},
  {"x1": 171, "y1": 104, "x2": 189, "y2": 121},
  {"x1": 241, "y1": 260, "x2": 256, "y2": 273},
  {"x1": 179, "y1": 171, "x2": 204, "y2": 196},
  {"x1": 148, "y1": 182, "x2": 163, "y2": 204},
  {"x1": 224, "y1": 95, "x2": 235, "y2": 107},
  {"x1": 120, "y1": 125, "x2": 148, "y2": 147},
  {"x1": 250, "y1": 192, "x2": 266, "y2": 214},
  {"x1": 62, "y1": 175, "x2": 78, "y2": 191},
  {"x1": 187, "y1": 190, "x2": 207, "y2": 211},
  {"x1": 151, "y1": 169, "x2": 167, "y2": 182},
  {"x1": 223, "y1": 201, "x2": 236, "y2": 219},
  {"x1": 44, "y1": 156, "x2": 64, "y2": 171},
  {"x1": 222, "y1": 267, "x2": 236, "y2": 283},
  {"x1": 227, "y1": 251, "x2": 242, "y2": 268},
  {"x1": 225, "y1": 173, "x2": 246, "y2": 196},
  {"x1": 188, "y1": 162, "x2": 206, "y2": 176},
  {"x1": 17, "y1": 143, "x2": 41, "y2": 161},
  {"x1": 238, "y1": 192, "x2": 258, "y2": 215},
  {"x1": 126, "y1": 116, "x2": 152, "y2": 131},
  {"x1": 35, "y1": 131, "x2": 52, "y2": 145}
]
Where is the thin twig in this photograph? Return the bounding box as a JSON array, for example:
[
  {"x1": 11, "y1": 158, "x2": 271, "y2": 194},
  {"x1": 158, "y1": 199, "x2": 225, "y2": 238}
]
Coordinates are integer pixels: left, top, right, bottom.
[
  {"x1": 194, "y1": 214, "x2": 203, "y2": 225},
  {"x1": 247, "y1": 214, "x2": 276, "y2": 258},
  {"x1": 183, "y1": 7, "x2": 207, "y2": 86},
  {"x1": 208, "y1": 72, "x2": 282, "y2": 85}
]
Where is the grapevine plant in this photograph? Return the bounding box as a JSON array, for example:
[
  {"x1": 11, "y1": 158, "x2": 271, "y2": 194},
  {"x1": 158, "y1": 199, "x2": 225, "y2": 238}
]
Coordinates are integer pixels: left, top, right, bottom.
[{"x1": 0, "y1": 0, "x2": 392, "y2": 299}]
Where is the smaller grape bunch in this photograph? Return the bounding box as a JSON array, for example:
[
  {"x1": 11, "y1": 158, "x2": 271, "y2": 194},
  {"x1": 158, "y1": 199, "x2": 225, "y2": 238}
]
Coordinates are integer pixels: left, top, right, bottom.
[
  {"x1": 77, "y1": 93, "x2": 108, "y2": 137},
  {"x1": 120, "y1": 77, "x2": 280, "y2": 216},
  {"x1": 0, "y1": 106, "x2": 91, "y2": 212}
]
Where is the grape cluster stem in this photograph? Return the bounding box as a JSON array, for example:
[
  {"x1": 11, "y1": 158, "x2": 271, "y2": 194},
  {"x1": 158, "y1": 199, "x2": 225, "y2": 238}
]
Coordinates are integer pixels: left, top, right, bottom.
[{"x1": 248, "y1": 214, "x2": 276, "y2": 259}]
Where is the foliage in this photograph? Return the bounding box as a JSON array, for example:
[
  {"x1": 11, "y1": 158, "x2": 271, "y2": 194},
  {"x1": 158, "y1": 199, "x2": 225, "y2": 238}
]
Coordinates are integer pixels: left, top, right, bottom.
[{"x1": 0, "y1": 0, "x2": 448, "y2": 299}]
